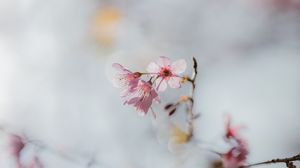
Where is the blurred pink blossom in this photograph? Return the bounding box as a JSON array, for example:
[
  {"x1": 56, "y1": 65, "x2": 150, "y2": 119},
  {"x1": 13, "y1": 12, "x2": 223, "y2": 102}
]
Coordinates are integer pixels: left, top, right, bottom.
[
  {"x1": 9, "y1": 135, "x2": 25, "y2": 168},
  {"x1": 222, "y1": 116, "x2": 248, "y2": 168},
  {"x1": 9, "y1": 134, "x2": 44, "y2": 168},
  {"x1": 222, "y1": 139, "x2": 248, "y2": 168},
  {"x1": 224, "y1": 115, "x2": 244, "y2": 140},
  {"x1": 147, "y1": 56, "x2": 186, "y2": 92}
]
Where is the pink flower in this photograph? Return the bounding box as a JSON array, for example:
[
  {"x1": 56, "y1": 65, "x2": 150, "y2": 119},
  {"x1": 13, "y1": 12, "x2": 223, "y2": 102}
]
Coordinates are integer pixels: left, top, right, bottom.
[
  {"x1": 222, "y1": 116, "x2": 248, "y2": 168},
  {"x1": 9, "y1": 135, "x2": 25, "y2": 158},
  {"x1": 124, "y1": 80, "x2": 159, "y2": 115},
  {"x1": 224, "y1": 115, "x2": 244, "y2": 140},
  {"x1": 9, "y1": 135, "x2": 25, "y2": 168},
  {"x1": 222, "y1": 139, "x2": 248, "y2": 168},
  {"x1": 9, "y1": 134, "x2": 44, "y2": 168},
  {"x1": 147, "y1": 56, "x2": 186, "y2": 92},
  {"x1": 112, "y1": 63, "x2": 141, "y2": 96}
]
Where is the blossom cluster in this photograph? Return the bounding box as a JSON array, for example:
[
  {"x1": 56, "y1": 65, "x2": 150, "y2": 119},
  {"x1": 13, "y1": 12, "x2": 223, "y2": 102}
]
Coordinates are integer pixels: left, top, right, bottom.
[
  {"x1": 113, "y1": 57, "x2": 251, "y2": 168},
  {"x1": 9, "y1": 134, "x2": 44, "y2": 168},
  {"x1": 112, "y1": 56, "x2": 187, "y2": 116},
  {"x1": 221, "y1": 116, "x2": 249, "y2": 168}
]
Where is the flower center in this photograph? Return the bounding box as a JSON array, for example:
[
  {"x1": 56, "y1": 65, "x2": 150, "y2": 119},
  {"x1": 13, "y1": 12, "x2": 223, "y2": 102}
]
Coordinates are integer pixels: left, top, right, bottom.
[
  {"x1": 160, "y1": 67, "x2": 172, "y2": 78},
  {"x1": 140, "y1": 82, "x2": 151, "y2": 93}
]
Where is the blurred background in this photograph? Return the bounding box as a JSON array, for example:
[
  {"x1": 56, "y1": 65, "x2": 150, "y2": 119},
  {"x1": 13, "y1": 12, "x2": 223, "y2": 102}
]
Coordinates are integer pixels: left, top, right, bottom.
[{"x1": 0, "y1": 0, "x2": 300, "y2": 167}]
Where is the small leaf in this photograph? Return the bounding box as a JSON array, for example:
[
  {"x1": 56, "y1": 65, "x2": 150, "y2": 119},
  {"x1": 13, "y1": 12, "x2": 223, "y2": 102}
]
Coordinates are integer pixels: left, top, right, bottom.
[
  {"x1": 164, "y1": 103, "x2": 174, "y2": 110},
  {"x1": 169, "y1": 108, "x2": 177, "y2": 116}
]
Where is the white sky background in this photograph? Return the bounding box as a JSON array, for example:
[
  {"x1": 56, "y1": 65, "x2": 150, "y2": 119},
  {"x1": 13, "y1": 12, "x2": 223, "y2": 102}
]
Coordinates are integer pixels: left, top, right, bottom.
[{"x1": 0, "y1": 0, "x2": 300, "y2": 167}]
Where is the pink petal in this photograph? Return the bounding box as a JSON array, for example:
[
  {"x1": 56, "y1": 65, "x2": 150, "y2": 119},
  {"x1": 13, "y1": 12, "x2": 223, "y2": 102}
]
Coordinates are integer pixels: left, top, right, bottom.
[
  {"x1": 154, "y1": 96, "x2": 160, "y2": 103},
  {"x1": 151, "y1": 109, "x2": 157, "y2": 119},
  {"x1": 125, "y1": 97, "x2": 139, "y2": 105},
  {"x1": 157, "y1": 56, "x2": 171, "y2": 67},
  {"x1": 168, "y1": 77, "x2": 182, "y2": 88},
  {"x1": 139, "y1": 97, "x2": 152, "y2": 113},
  {"x1": 150, "y1": 88, "x2": 160, "y2": 103},
  {"x1": 112, "y1": 63, "x2": 130, "y2": 74},
  {"x1": 112, "y1": 63, "x2": 124, "y2": 71},
  {"x1": 120, "y1": 88, "x2": 130, "y2": 97},
  {"x1": 156, "y1": 78, "x2": 168, "y2": 92},
  {"x1": 10, "y1": 135, "x2": 25, "y2": 158},
  {"x1": 171, "y1": 59, "x2": 186, "y2": 74},
  {"x1": 112, "y1": 75, "x2": 123, "y2": 88},
  {"x1": 137, "y1": 111, "x2": 147, "y2": 116},
  {"x1": 146, "y1": 62, "x2": 160, "y2": 73}
]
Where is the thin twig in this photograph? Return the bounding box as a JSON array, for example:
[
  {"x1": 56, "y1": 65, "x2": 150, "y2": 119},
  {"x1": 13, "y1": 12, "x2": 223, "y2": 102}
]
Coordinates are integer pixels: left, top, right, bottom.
[
  {"x1": 0, "y1": 127, "x2": 104, "y2": 167},
  {"x1": 187, "y1": 57, "x2": 198, "y2": 137},
  {"x1": 241, "y1": 153, "x2": 300, "y2": 168}
]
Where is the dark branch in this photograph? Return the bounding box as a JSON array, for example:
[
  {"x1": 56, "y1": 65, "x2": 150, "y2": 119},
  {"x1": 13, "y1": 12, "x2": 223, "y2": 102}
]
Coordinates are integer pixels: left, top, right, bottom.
[
  {"x1": 241, "y1": 153, "x2": 300, "y2": 168},
  {"x1": 186, "y1": 57, "x2": 198, "y2": 137}
]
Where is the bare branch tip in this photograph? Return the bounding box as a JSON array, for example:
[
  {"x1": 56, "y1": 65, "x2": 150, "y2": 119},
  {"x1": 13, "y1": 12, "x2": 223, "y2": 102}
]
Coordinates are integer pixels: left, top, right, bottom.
[{"x1": 192, "y1": 57, "x2": 198, "y2": 69}]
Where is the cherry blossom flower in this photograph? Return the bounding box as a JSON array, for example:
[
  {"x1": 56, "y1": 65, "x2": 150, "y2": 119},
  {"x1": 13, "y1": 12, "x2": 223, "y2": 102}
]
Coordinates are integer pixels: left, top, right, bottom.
[
  {"x1": 9, "y1": 134, "x2": 44, "y2": 168},
  {"x1": 124, "y1": 80, "x2": 159, "y2": 115},
  {"x1": 112, "y1": 63, "x2": 141, "y2": 96},
  {"x1": 147, "y1": 56, "x2": 186, "y2": 92},
  {"x1": 222, "y1": 116, "x2": 248, "y2": 168},
  {"x1": 224, "y1": 115, "x2": 244, "y2": 140},
  {"x1": 222, "y1": 139, "x2": 248, "y2": 168},
  {"x1": 9, "y1": 135, "x2": 25, "y2": 168}
]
